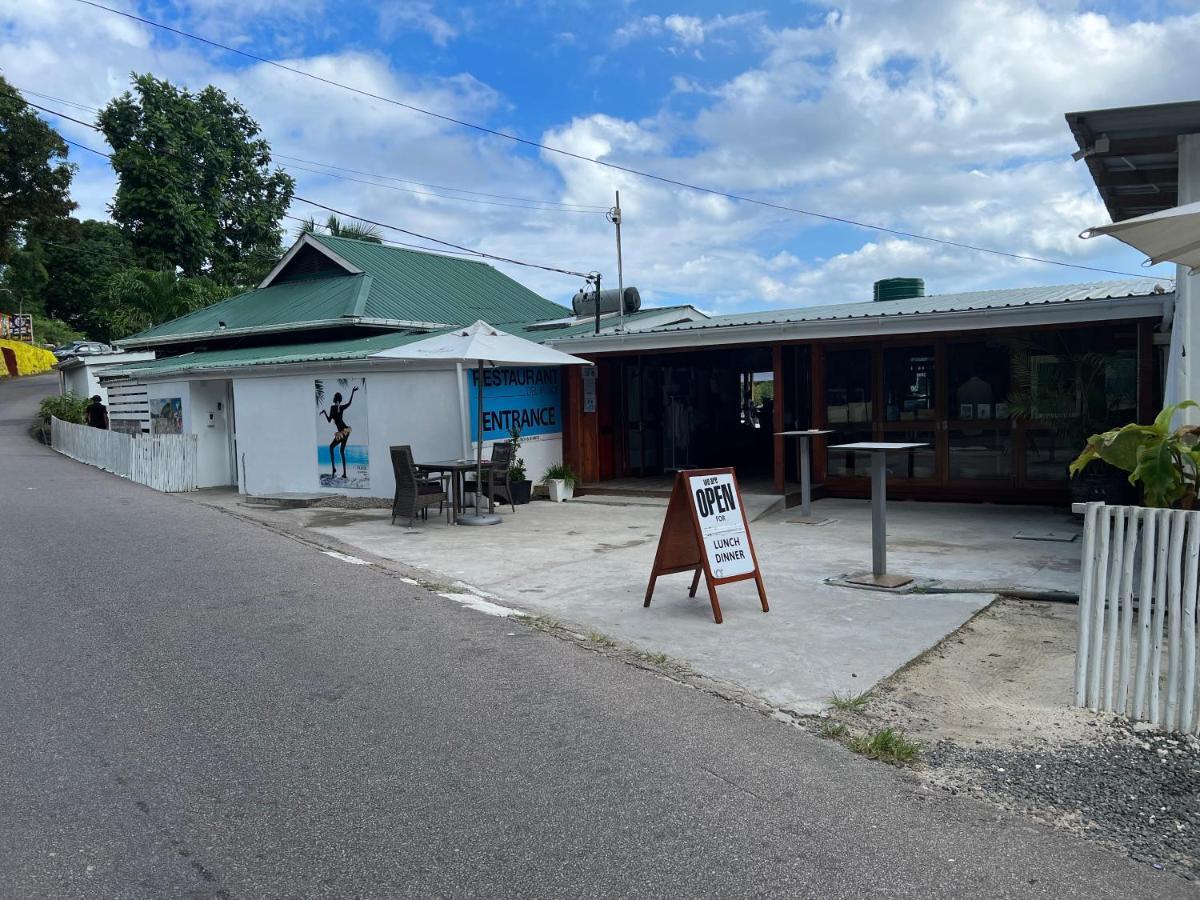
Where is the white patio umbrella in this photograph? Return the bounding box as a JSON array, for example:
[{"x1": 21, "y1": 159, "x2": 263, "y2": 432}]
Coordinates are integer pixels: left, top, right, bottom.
[
  {"x1": 372, "y1": 320, "x2": 592, "y2": 525},
  {"x1": 1080, "y1": 200, "x2": 1200, "y2": 272}
]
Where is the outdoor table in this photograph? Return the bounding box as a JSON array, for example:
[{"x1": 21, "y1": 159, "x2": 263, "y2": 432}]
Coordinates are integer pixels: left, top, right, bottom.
[
  {"x1": 828, "y1": 441, "x2": 928, "y2": 588},
  {"x1": 415, "y1": 459, "x2": 492, "y2": 525},
  {"x1": 776, "y1": 429, "x2": 834, "y2": 524}
]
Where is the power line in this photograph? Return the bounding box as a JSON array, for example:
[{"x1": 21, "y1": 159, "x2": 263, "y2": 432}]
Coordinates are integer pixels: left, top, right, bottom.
[
  {"x1": 292, "y1": 196, "x2": 591, "y2": 277},
  {"x1": 70, "y1": 0, "x2": 1167, "y2": 281},
  {"x1": 282, "y1": 161, "x2": 603, "y2": 214},
  {"x1": 9, "y1": 92, "x2": 593, "y2": 279},
  {"x1": 272, "y1": 153, "x2": 608, "y2": 211},
  {"x1": 8, "y1": 84, "x2": 604, "y2": 217}
]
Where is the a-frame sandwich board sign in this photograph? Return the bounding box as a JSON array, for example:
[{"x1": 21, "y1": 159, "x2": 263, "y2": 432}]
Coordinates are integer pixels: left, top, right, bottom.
[{"x1": 643, "y1": 467, "x2": 769, "y2": 624}]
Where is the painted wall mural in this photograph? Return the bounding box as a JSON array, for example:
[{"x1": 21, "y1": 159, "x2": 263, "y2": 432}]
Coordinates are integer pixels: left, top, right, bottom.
[
  {"x1": 149, "y1": 397, "x2": 183, "y2": 435},
  {"x1": 315, "y1": 377, "x2": 369, "y2": 489}
]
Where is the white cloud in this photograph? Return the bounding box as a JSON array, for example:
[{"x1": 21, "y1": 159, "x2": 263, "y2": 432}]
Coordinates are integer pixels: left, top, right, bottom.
[
  {"x1": 0, "y1": 0, "x2": 1191, "y2": 314},
  {"x1": 377, "y1": 1, "x2": 458, "y2": 46}
]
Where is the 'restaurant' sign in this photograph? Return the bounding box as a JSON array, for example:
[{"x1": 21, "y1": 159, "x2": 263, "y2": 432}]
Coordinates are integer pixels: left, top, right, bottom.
[{"x1": 643, "y1": 467, "x2": 768, "y2": 624}]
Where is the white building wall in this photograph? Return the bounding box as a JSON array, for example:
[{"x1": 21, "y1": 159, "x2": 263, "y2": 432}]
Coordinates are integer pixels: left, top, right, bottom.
[
  {"x1": 61, "y1": 352, "x2": 155, "y2": 403},
  {"x1": 232, "y1": 367, "x2": 493, "y2": 499}
]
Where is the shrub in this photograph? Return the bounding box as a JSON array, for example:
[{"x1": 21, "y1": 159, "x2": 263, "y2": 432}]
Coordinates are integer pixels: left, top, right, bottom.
[{"x1": 38, "y1": 393, "x2": 89, "y2": 426}]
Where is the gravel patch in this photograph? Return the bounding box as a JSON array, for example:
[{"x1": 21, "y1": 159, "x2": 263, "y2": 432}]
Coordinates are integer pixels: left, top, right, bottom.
[{"x1": 926, "y1": 721, "x2": 1200, "y2": 877}]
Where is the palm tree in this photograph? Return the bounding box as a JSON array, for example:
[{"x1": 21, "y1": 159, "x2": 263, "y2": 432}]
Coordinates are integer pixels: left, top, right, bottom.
[
  {"x1": 295, "y1": 214, "x2": 383, "y2": 244},
  {"x1": 103, "y1": 269, "x2": 236, "y2": 338}
]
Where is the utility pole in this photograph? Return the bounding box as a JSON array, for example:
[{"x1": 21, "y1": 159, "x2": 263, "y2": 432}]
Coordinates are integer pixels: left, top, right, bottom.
[{"x1": 608, "y1": 192, "x2": 625, "y2": 331}]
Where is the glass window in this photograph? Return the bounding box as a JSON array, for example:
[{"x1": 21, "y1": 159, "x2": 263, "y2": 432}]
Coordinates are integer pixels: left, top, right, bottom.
[
  {"x1": 949, "y1": 428, "x2": 1011, "y2": 480},
  {"x1": 883, "y1": 347, "x2": 935, "y2": 423},
  {"x1": 826, "y1": 349, "x2": 872, "y2": 425},
  {"x1": 1025, "y1": 428, "x2": 1069, "y2": 483},
  {"x1": 826, "y1": 429, "x2": 873, "y2": 478},
  {"x1": 884, "y1": 431, "x2": 936, "y2": 480},
  {"x1": 949, "y1": 341, "x2": 1011, "y2": 422}
]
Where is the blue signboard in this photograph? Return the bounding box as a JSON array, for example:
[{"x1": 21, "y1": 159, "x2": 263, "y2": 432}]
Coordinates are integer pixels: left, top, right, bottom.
[{"x1": 469, "y1": 366, "x2": 562, "y2": 442}]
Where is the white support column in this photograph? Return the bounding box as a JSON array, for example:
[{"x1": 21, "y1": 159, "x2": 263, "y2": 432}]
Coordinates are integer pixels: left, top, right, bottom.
[{"x1": 1169, "y1": 133, "x2": 1200, "y2": 424}]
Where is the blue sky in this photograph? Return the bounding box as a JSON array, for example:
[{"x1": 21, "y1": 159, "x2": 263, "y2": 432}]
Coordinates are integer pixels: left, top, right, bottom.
[{"x1": 3, "y1": 0, "x2": 1197, "y2": 312}]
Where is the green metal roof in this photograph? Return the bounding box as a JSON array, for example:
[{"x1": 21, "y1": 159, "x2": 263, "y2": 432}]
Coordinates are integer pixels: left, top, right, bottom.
[
  {"x1": 121, "y1": 234, "x2": 570, "y2": 348},
  {"x1": 311, "y1": 235, "x2": 570, "y2": 326},
  {"x1": 102, "y1": 331, "x2": 440, "y2": 379},
  {"x1": 121, "y1": 275, "x2": 373, "y2": 345}
]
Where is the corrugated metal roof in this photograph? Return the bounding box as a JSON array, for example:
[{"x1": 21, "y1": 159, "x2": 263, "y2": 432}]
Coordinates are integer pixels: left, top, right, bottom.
[
  {"x1": 123, "y1": 275, "x2": 372, "y2": 343},
  {"x1": 310, "y1": 235, "x2": 570, "y2": 326},
  {"x1": 552, "y1": 279, "x2": 1172, "y2": 340},
  {"x1": 517, "y1": 305, "x2": 703, "y2": 340},
  {"x1": 103, "y1": 331, "x2": 440, "y2": 378},
  {"x1": 122, "y1": 235, "x2": 570, "y2": 346}
]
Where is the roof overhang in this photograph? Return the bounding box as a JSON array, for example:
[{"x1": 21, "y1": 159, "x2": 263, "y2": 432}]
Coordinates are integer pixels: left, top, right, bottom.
[
  {"x1": 1066, "y1": 101, "x2": 1200, "y2": 222},
  {"x1": 257, "y1": 233, "x2": 364, "y2": 288},
  {"x1": 547, "y1": 293, "x2": 1168, "y2": 355}
]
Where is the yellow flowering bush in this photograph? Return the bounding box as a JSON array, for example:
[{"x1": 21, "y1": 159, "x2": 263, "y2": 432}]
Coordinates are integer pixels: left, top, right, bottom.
[{"x1": 0, "y1": 339, "x2": 57, "y2": 377}]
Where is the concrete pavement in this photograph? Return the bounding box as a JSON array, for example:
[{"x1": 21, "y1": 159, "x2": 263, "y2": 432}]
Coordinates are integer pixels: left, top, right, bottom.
[
  {"x1": 0, "y1": 372, "x2": 1188, "y2": 898},
  {"x1": 212, "y1": 489, "x2": 1081, "y2": 713}
]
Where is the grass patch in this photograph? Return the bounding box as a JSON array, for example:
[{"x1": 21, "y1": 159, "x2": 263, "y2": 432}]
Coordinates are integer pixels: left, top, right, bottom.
[
  {"x1": 587, "y1": 631, "x2": 618, "y2": 649},
  {"x1": 821, "y1": 721, "x2": 848, "y2": 739},
  {"x1": 846, "y1": 727, "x2": 920, "y2": 765},
  {"x1": 828, "y1": 691, "x2": 869, "y2": 712}
]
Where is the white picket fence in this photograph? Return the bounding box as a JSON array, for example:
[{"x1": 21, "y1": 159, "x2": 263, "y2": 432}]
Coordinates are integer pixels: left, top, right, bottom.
[
  {"x1": 1076, "y1": 502, "x2": 1200, "y2": 734},
  {"x1": 51, "y1": 417, "x2": 197, "y2": 493}
]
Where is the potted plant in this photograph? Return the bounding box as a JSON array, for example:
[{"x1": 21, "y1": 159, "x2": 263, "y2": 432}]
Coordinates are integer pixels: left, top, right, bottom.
[
  {"x1": 541, "y1": 462, "x2": 578, "y2": 502},
  {"x1": 1070, "y1": 401, "x2": 1200, "y2": 508},
  {"x1": 508, "y1": 426, "x2": 532, "y2": 505}
]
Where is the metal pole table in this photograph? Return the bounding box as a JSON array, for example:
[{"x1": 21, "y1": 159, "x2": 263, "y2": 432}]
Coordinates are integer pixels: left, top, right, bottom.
[
  {"x1": 828, "y1": 441, "x2": 927, "y2": 588},
  {"x1": 775, "y1": 430, "x2": 833, "y2": 524}
]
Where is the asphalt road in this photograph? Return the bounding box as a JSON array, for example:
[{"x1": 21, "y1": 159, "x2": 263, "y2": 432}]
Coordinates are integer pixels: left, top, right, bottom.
[{"x1": 0, "y1": 373, "x2": 1189, "y2": 899}]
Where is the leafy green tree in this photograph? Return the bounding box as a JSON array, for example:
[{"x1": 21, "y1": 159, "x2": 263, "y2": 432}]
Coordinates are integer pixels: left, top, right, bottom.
[
  {"x1": 296, "y1": 214, "x2": 383, "y2": 244},
  {"x1": 40, "y1": 219, "x2": 136, "y2": 333},
  {"x1": 0, "y1": 77, "x2": 76, "y2": 264},
  {"x1": 98, "y1": 74, "x2": 294, "y2": 284},
  {"x1": 102, "y1": 268, "x2": 239, "y2": 339},
  {"x1": 2, "y1": 238, "x2": 49, "y2": 315}
]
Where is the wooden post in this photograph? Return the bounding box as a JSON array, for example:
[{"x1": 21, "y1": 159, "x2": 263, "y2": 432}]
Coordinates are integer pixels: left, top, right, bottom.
[{"x1": 773, "y1": 344, "x2": 785, "y2": 493}]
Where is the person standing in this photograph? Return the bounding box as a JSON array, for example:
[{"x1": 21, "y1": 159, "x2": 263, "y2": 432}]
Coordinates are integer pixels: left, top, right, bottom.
[{"x1": 85, "y1": 395, "x2": 109, "y2": 430}]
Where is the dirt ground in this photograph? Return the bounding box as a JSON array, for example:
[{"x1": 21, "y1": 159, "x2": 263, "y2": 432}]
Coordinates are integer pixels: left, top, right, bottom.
[
  {"x1": 852, "y1": 597, "x2": 1101, "y2": 749},
  {"x1": 837, "y1": 597, "x2": 1200, "y2": 878}
]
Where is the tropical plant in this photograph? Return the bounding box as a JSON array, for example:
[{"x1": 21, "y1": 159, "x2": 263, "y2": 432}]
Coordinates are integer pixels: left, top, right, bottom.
[
  {"x1": 1070, "y1": 401, "x2": 1200, "y2": 508},
  {"x1": 295, "y1": 214, "x2": 383, "y2": 244},
  {"x1": 102, "y1": 268, "x2": 238, "y2": 339},
  {"x1": 37, "y1": 393, "x2": 89, "y2": 426},
  {"x1": 540, "y1": 462, "x2": 577, "y2": 486},
  {"x1": 508, "y1": 425, "x2": 528, "y2": 483},
  {"x1": 1006, "y1": 335, "x2": 1131, "y2": 455}
]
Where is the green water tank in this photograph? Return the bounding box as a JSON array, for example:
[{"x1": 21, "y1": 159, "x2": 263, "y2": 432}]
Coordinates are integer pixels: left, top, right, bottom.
[{"x1": 873, "y1": 277, "x2": 924, "y2": 302}]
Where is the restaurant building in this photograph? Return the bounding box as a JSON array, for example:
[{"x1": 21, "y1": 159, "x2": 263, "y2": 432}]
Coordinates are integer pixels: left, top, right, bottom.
[{"x1": 546, "y1": 278, "x2": 1172, "y2": 504}]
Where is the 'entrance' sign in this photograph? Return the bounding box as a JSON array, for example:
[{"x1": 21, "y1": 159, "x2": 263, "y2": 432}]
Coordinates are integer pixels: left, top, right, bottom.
[{"x1": 644, "y1": 467, "x2": 768, "y2": 624}]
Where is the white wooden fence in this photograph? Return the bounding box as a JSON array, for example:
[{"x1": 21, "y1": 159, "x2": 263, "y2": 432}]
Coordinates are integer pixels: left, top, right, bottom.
[
  {"x1": 1076, "y1": 502, "x2": 1200, "y2": 734},
  {"x1": 51, "y1": 417, "x2": 197, "y2": 493}
]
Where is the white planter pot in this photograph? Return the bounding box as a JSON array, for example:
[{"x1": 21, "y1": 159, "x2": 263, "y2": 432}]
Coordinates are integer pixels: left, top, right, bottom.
[{"x1": 547, "y1": 479, "x2": 574, "y2": 502}]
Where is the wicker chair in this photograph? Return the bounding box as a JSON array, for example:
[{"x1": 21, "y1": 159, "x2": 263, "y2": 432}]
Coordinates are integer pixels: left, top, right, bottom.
[
  {"x1": 390, "y1": 445, "x2": 447, "y2": 526},
  {"x1": 485, "y1": 440, "x2": 518, "y2": 513},
  {"x1": 464, "y1": 440, "x2": 516, "y2": 513}
]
